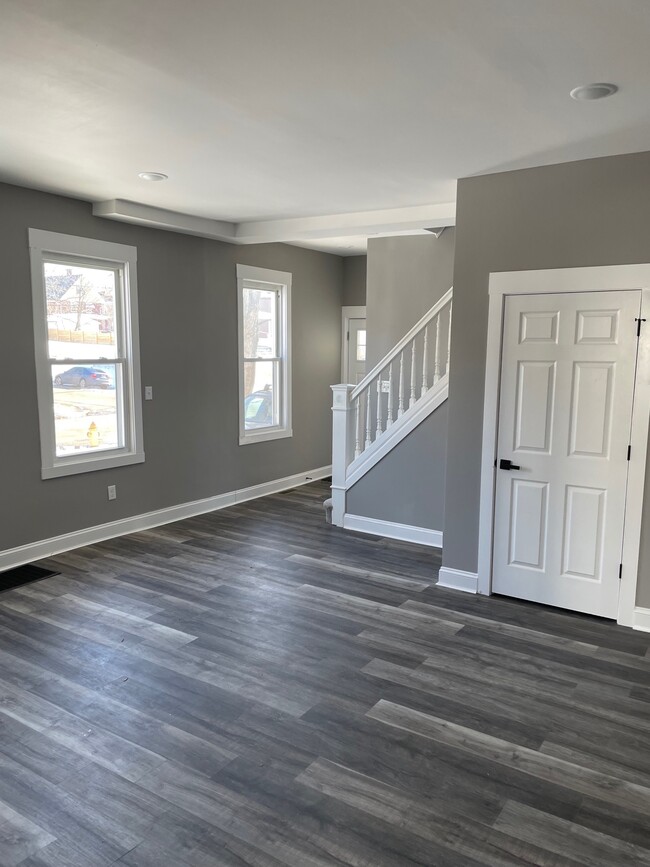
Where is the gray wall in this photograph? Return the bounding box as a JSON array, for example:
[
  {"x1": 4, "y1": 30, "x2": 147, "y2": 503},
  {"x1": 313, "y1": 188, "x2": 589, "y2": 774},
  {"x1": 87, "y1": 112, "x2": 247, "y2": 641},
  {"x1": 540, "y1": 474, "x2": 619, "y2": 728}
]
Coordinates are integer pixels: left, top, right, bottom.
[
  {"x1": 346, "y1": 403, "x2": 448, "y2": 531},
  {"x1": 1, "y1": 182, "x2": 343, "y2": 552},
  {"x1": 366, "y1": 230, "x2": 455, "y2": 368},
  {"x1": 444, "y1": 150, "x2": 650, "y2": 607},
  {"x1": 342, "y1": 255, "x2": 367, "y2": 307}
]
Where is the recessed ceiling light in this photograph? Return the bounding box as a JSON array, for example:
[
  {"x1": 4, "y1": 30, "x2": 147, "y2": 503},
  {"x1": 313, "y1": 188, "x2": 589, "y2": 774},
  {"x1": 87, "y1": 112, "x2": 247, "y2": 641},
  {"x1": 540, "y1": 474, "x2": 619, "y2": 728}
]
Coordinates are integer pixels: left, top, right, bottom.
[
  {"x1": 138, "y1": 171, "x2": 168, "y2": 181},
  {"x1": 569, "y1": 83, "x2": 618, "y2": 101}
]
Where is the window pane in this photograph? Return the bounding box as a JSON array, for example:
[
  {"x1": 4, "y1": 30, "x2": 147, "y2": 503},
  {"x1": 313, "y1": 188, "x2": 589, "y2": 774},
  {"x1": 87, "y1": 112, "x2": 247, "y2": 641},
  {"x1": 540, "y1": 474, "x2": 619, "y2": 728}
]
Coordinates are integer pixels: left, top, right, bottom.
[
  {"x1": 51, "y1": 362, "x2": 122, "y2": 456},
  {"x1": 356, "y1": 329, "x2": 367, "y2": 362},
  {"x1": 243, "y1": 360, "x2": 278, "y2": 429},
  {"x1": 45, "y1": 262, "x2": 118, "y2": 360},
  {"x1": 243, "y1": 286, "x2": 277, "y2": 358}
]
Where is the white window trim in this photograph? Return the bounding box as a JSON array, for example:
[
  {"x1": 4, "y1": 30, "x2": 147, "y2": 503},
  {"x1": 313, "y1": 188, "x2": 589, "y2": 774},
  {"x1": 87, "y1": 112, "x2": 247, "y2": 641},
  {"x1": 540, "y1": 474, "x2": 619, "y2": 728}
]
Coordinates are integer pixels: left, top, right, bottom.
[
  {"x1": 237, "y1": 263, "x2": 292, "y2": 445},
  {"x1": 29, "y1": 229, "x2": 145, "y2": 479}
]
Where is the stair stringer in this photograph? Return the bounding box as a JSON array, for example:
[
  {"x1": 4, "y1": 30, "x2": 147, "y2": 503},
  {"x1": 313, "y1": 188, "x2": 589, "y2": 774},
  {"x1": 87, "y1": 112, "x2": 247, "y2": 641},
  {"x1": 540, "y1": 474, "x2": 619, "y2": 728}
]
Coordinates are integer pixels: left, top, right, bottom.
[{"x1": 344, "y1": 374, "x2": 448, "y2": 491}]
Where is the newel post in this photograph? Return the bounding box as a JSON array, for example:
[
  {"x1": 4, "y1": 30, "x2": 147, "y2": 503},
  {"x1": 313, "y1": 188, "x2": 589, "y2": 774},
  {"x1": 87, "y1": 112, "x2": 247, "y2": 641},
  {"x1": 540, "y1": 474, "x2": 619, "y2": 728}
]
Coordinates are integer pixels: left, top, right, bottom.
[{"x1": 330, "y1": 384, "x2": 354, "y2": 527}]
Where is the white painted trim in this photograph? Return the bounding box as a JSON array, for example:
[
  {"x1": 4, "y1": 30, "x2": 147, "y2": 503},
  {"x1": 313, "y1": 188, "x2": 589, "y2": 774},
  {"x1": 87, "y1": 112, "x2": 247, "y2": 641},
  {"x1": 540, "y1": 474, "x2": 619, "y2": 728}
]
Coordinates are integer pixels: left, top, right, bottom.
[
  {"x1": 330, "y1": 384, "x2": 355, "y2": 526},
  {"x1": 489, "y1": 264, "x2": 650, "y2": 297},
  {"x1": 0, "y1": 465, "x2": 332, "y2": 573},
  {"x1": 236, "y1": 203, "x2": 456, "y2": 243},
  {"x1": 619, "y1": 287, "x2": 650, "y2": 627},
  {"x1": 477, "y1": 289, "x2": 505, "y2": 596},
  {"x1": 236, "y1": 264, "x2": 292, "y2": 446},
  {"x1": 477, "y1": 265, "x2": 650, "y2": 629},
  {"x1": 28, "y1": 228, "x2": 144, "y2": 479},
  {"x1": 351, "y1": 288, "x2": 453, "y2": 401},
  {"x1": 93, "y1": 200, "x2": 236, "y2": 242},
  {"x1": 346, "y1": 378, "x2": 448, "y2": 489},
  {"x1": 437, "y1": 567, "x2": 478, "y2": 594},
  {"x1": 632, "y1": 607, "x2": 650, "y2": 633},
  {"x1": 343, "y1": 514, "x2": 442, "y2": 548},
  {"x1": 94, "y1": 199, "x2": 456, "y2": 246},
  {"x1": 341, "y1": 306, "x2": 366, "y2": 383}
]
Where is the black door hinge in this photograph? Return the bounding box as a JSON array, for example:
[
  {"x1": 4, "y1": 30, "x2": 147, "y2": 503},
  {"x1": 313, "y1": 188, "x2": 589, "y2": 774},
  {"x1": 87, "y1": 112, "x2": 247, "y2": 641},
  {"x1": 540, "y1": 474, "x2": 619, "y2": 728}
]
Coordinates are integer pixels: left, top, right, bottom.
[
  {"x1": 619, "y1": 563, "x2": 623, "y2": 581},
  {"x1": 627, "y1": 445, "x2": 632, "y2": 461},
  {"x1": 636, "y1": 318, "x2": 646, "y2": 337}
]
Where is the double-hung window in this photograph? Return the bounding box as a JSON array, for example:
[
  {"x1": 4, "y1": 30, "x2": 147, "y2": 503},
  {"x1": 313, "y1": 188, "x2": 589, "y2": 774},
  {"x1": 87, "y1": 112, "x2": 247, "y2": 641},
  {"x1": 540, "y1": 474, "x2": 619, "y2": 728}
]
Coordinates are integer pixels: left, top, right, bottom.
[
  {"x1": 29, "y1": 229, "x2": 144, "y2": 478},
  {"x1": 237, "y1": 264, "x2": 292, "y2": 445}
]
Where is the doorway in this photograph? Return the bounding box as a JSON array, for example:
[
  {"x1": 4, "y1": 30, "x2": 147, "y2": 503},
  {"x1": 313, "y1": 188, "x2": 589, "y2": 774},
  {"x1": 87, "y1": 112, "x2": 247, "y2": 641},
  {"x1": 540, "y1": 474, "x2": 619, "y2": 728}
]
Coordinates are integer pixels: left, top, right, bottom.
[
  {"x1": 342, "y1": 306, "x2": 367, "y2": 384},
  {"x1": 478, "y1": 265, "x2": 650, "y2": 626}
]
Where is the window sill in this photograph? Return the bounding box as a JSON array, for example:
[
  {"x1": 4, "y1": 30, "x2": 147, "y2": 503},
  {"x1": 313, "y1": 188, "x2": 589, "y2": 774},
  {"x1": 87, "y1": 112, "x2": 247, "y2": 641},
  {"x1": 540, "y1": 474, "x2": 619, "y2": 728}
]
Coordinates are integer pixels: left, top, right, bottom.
[
  {"x1": 239, "y1": 428, "x2": 293, "y2": 446},
  {"x1": 42, "y1": 451, "x2": 145, "y2": 479}
]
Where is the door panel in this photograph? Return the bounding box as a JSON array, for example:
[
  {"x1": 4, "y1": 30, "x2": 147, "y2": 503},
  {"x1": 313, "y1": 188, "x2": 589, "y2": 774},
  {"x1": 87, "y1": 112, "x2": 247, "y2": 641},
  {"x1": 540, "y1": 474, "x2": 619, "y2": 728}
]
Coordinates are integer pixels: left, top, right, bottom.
[
  {"x1": 561, "y1": 485, "x2": 605, "y2": 580},
  {"x1": 576, "y1": 309, "x2": 619, "y2": 344},
  {"x1": 514, "y1": 361, "x2": 555, "y2": 452},
  {"x1": 493, "y1": 290, "x2": 640, "y2": 617},
  {"x1": 519, "y1": 310, "x2": 559, "y2": 344},
  {"x1": 569, "y1": 362, "x2": 614, "y2": 458},
  {"x1": 508, "y1": 479, "x2": 548, "y2": 570}
]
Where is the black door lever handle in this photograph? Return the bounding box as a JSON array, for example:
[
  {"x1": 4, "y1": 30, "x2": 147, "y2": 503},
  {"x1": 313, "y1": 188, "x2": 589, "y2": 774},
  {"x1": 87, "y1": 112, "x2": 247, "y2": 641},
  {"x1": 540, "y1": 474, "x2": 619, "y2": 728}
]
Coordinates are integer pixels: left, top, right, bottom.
[{"x1": 499, "y1": 458, "x2": 521, "y2": 471}]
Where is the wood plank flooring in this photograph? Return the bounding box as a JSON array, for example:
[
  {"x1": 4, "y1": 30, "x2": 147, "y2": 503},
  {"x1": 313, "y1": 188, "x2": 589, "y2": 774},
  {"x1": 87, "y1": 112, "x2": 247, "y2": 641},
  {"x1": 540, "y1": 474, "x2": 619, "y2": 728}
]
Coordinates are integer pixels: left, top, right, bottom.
[{"x1": 0, "y1": 479, "x2": 649, "y2": 865}]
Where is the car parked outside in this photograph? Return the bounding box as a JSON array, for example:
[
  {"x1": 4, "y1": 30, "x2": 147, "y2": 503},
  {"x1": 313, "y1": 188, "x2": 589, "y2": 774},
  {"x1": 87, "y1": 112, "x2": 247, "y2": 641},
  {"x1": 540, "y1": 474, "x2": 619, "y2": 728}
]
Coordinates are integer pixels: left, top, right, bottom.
[
  {"x1": 53, "y1": 366, "x2": 112, "y2": 389},
  {"x1": 244, "y1": 388, "x2": 274, "y2": 428}
]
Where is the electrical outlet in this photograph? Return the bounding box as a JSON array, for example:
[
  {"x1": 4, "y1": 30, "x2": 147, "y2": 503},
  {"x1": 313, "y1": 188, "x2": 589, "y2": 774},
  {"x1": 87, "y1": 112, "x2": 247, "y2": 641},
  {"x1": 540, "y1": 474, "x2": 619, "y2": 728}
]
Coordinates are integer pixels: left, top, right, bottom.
[
  {"x1": 107, "y1": 485, "x2": 117, "y2": 501},
  {"x1": 381, "y1": 380, "x2": 391, "y2": 393},
  {"x1": 144, "y1": 386, "x2": 153, "y2": 400}
]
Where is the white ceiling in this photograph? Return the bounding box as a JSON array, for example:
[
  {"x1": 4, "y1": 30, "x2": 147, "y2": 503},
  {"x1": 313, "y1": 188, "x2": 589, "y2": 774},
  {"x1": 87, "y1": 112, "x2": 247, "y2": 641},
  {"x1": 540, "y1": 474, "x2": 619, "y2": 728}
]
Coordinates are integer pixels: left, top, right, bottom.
[{"x1": 2, "y1": 0, "x2": 650, "y2": 254}]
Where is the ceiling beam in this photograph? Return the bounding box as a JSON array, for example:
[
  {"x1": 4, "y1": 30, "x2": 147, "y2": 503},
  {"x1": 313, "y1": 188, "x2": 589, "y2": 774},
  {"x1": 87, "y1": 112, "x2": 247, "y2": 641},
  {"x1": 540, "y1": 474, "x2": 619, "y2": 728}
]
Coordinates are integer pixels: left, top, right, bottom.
[
  {"x1": 93, "y1": 199, "x2": 456, "y2": 248},
  {"x1": 92, "y1": 200, "x2": 237, "y2": 242},
  {"x1": 234, "y1": 203, "x2": 456, "y2": 243}
]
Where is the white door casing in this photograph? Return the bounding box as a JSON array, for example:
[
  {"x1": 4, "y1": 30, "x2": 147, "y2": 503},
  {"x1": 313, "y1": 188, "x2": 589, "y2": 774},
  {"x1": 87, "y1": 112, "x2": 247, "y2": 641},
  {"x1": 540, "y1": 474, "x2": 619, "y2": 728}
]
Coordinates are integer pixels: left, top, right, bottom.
[
  {"x1": 493, "y1": 291, "x2": 640, "y2": 618},
  {"x1": 478, "y1": 265, "x2": 650, "y2": 628}
]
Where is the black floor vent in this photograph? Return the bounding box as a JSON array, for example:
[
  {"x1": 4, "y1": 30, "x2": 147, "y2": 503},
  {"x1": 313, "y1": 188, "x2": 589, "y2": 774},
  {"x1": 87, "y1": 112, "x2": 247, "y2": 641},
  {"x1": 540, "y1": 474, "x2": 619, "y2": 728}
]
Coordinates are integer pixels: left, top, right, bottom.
[{"x1": 0, "y1": 564, "x2": 59, "y2": 593}]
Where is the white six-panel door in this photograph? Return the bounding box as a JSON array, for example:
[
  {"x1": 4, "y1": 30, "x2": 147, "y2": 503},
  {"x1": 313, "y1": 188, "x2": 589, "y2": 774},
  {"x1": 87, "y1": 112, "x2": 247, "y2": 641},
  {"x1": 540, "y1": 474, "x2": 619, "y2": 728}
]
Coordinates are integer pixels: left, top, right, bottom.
[{"x1": 493, "y1": 290, "x2": 641, "y2": 617}]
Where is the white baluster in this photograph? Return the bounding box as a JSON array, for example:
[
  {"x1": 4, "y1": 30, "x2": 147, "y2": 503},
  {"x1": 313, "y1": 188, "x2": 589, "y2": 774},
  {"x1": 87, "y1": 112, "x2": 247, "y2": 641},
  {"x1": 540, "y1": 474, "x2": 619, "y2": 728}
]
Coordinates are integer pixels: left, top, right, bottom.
[
  {"x1": 409, "y1": 340, "x2": 417, "y2": 408},
  {"x1": 433, "y1": 314, "x2": 441, "y2": 384},
  {"x1": 375, "y1": 376, "x2": 383, "y2": 439},
  {"x1": 446, "y1": 302, "x2": 453, "y2": 375},
  {"x1": 365, "y1": 389, "x2": 372, "y2": 450},
  {"x1": 354, "y1": 397, "x2": 361, "y2": 458},
  {"x1": 420, "y1": 325, "x2": 429, "y2": 398},
  {"x1": 398, "y1": 351, "x2": 405, "y2": 417},
  {"x1": 387, "y1": 364, "x2": 394, "y2": 428}
]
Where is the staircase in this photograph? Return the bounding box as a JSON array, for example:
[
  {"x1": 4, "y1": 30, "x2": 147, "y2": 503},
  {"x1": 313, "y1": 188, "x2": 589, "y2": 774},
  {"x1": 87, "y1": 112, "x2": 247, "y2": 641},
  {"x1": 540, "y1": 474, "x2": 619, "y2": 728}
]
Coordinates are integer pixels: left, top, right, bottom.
[{"x1": 330, "y1": 287, "x2": 452, "y2": 530}]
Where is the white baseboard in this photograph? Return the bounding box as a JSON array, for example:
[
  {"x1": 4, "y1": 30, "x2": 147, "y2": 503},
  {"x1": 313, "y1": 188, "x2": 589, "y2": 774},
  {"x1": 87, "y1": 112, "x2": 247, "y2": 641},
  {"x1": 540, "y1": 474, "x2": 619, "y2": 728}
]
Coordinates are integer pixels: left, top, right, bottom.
[
  {"x1": 0, "y1": 465, "x2": 332, "y2": 573},
  {"x1": 342, "y1": 514, "x2": 443, "y2": 548},
  {"x1": 632, "y1": 606, "x2": 650, "y2": 632},
  {"x1": 437, "y1": 566, "x2": 478, "y2": 594}
]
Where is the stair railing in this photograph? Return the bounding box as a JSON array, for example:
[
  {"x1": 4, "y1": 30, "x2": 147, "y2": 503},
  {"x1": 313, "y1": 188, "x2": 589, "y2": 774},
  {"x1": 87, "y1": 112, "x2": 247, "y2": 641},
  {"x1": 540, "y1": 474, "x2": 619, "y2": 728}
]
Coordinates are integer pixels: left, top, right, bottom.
[{"x1": 331, "y1": 287, "x2": 452, "y2": 525}]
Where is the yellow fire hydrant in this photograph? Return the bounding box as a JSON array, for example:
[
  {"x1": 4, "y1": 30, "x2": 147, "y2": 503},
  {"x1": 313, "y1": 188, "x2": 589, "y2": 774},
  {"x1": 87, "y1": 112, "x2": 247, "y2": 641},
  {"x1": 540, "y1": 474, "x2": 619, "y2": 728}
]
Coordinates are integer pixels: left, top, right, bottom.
[{"x1": 87, "y1": 421, "x2": 100, "y2": 448}]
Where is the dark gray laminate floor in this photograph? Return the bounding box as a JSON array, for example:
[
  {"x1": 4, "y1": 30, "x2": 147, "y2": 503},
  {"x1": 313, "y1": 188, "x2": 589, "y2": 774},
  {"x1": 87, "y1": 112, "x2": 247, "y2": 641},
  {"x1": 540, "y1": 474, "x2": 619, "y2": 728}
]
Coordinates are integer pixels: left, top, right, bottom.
[{"x1": 1, "y1": 480, "x2": 650, "y2": 865}]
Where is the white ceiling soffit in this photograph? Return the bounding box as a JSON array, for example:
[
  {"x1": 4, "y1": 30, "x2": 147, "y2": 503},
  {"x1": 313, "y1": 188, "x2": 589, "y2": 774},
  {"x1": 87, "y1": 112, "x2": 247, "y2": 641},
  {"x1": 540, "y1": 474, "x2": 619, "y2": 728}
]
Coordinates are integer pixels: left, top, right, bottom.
[
  {"x1": 92, "y1": 199, "x2": 455, "y2": 249},
  {"x1": 3, "y1": 1, "x2": 650, "y2": 254}
]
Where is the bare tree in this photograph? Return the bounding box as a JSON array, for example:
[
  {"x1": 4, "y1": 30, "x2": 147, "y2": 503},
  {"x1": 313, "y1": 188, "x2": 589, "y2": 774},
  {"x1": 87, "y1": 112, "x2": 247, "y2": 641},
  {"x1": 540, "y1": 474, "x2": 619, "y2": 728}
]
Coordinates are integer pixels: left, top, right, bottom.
[{"x1": 72, "y1": 276, "x2": 94, "y2": 331}]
